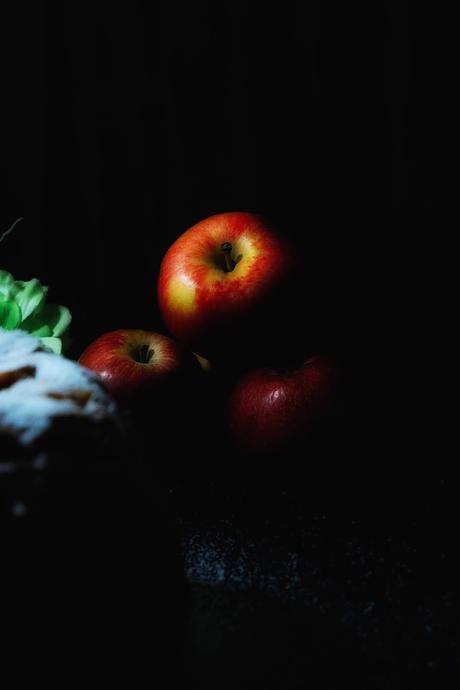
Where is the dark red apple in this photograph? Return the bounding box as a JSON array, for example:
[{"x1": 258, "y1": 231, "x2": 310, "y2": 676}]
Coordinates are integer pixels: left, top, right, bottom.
[
  {"x1": 227, "y1": 356, "x2": 338, "y2": 454},
  {"x1": 157, "y1": 211, "x2": 294, "y2": 360},
  {"x1": 78, "y1": 329, "x2": 200, "y2": 403}
]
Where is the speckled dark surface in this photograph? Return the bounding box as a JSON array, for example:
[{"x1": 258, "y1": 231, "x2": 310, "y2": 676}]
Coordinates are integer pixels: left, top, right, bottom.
[
  {"x1": 2, "y1": 410, "x2": 457, "y2": 687},
  {"x1": 169, "y1": 473, "x2": 460, "y2": 688},
  {"x1": 2, "y1": 437, "x2": 458, "y2": 687}
]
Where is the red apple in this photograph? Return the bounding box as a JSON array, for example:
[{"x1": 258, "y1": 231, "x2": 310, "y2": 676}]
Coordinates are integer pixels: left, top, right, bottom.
[
  {"x1": 78, "y1": 329, "x2": 200, "y2": 403},
  {"x1": 157, "y1": 212, "x2": 294, "y2": 360},
  {"x1": 227, "y1": 355, "x2": 338, "y2": 454}
]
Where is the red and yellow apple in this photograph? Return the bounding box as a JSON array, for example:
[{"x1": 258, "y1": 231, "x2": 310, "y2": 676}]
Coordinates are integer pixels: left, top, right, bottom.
[
  {"x1": 158, "y1": 212, "x2": 294, "y2": 360},
  {"x1": 78, "y1": 329, "x2": 200, "y2": 403},
  {"x1": 227, "y1": 355, "x2": 338, "y2": 454}
]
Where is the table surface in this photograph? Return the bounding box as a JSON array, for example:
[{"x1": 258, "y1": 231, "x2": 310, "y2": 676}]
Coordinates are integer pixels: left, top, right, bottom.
[{"x1": 168, "y1": 474, "x2": 459, "y2": 689}]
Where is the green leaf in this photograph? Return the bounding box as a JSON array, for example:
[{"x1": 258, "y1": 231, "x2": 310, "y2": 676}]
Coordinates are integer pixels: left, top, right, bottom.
[
  {"x1": 0, "y1": 270, "x2": 71, "y2": 354},
  {"x1": 30, "y1": 324, "x2": 53, "y2": 338},
  {"x1": 21, "y1": 303, "x2": 72, "y2": 339},
  {"x1": 40, "y1": 303, "x2": 72, "y2": 337},
  {"x1": 20, "y1": 312, "x2": 42, "y2": 333},
  {"x1": 0, "y1": 270, "x2": 15, "y2": 299},
  {"x1": 0, "y1": 300, "x2": 22, "y2": 330},
  {"x1": 13, "y1": 278, "x2": 48, "y2": 321},
  {"x1": 41, "y1": 337, "x2": 62, "y2": 355}
]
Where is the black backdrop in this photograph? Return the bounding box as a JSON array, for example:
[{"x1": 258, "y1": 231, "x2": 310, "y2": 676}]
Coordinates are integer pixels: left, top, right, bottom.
[
  {"x1": 1, "y1": 1, "x2": 446, "y2": 466},
  {"x1": 0, "y1": 1, "x2": 449, "y2": 482},
  {"x1": 1, "y1": 2, "x2": 437, "y2": 350}
]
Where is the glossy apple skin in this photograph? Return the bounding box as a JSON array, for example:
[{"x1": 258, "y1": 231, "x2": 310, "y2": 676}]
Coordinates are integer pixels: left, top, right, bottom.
[
  {"x1": 79, "y1": 329, "x2": 200, "y2": 403},
  {"x1": 227, "y1": 356, "x2": 338, "y2": 454},
  {"x1": 158, "y1": 212, "x2": 294, "y2": 360}
]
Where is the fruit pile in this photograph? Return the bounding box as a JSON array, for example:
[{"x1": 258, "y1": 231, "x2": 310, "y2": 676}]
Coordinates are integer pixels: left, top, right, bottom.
[
  {"x1": 0, "y1": 211, "x2": 340, "y2": 681},
  {"x1": 79, "y1": 212, "x2": 340, "y2": 455}
]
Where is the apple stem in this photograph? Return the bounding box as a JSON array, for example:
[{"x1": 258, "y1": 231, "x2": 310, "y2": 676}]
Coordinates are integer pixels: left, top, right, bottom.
[
  {"x1": 221, "y1": 242, "x2": 234, "y2": 272},
  {"x1": 134, "y1": 344, "x2": 153, "y2": 364}
]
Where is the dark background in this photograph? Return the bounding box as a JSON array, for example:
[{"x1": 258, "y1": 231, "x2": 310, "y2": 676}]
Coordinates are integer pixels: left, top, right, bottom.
[
  {"x1": 0, "y1": 1, "x2": 445, "y2": 460},
  {"x1": 0, "y1": 2, "x2": 442, "y2": 416},
  {"x1": 1, "y1": 2, "x2": 453, "y2": 687},
  {"x1": 0, "y1": 2, "x2": 440, "y2": 345},
  {"x1": 0, "y1": 2, "x2": 445, "y2": 427}
]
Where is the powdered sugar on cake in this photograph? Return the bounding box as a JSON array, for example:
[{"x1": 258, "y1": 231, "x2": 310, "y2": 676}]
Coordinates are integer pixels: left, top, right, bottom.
[{"x1": 0, "y1": 329, "x2": 118, "y2": 446}]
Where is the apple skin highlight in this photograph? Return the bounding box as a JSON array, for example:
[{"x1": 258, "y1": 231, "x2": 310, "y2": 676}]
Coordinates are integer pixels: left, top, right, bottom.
[
  {"x1": 157, "y1": 212, "x2": 294, "y2": 360},
  {"x1": 79, "y1": 329, "x2": 200, "y2": 403},
  {"x1": 227, "y1": 356, "x2": 338, "y2": 455}
]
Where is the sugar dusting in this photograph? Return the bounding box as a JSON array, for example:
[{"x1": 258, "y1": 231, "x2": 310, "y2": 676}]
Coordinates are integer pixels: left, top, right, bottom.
[{"x1": 0, "y1": 329, "x2": 118, "y2": 446}]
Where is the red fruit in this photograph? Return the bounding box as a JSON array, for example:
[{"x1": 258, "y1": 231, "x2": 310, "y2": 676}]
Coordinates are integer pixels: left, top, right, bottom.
[
  {"x1": 158, "y1": 212, "x2": 294, "y2": 359},
  {"x1": 79, "y1": 329, "x2": 199, "y2": 403},
  {"x1": 227, "y1": 356, "x2": 338, "y2": 454}
]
